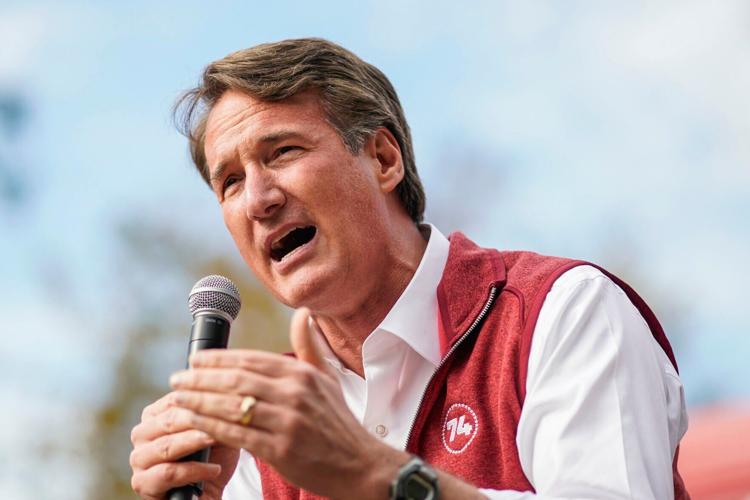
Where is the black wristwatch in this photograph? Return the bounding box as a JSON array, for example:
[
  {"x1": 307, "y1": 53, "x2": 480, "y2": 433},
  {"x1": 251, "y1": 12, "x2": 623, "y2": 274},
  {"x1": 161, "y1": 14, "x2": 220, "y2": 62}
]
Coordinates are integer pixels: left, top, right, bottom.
[{"x1": 389, "y1": 456, "x2": 439, "y2": 500}]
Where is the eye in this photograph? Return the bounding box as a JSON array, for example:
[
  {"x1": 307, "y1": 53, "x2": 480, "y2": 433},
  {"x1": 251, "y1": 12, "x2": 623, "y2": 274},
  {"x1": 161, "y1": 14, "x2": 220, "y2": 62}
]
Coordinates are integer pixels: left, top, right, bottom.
[
  {"x1": 222, "y1": 175, "x2": 242, "y2": 195},
  {"x1": 274, "y1": 145, "x2": 301, "y2": 159}
]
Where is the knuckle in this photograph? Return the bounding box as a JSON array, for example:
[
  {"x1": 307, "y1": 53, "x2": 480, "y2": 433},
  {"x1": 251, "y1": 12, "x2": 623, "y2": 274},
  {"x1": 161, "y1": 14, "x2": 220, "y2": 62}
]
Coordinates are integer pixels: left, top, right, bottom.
[
  {"x1": 193, "y1": 429, "x2": 210, "y2": 444},
  {"x1": 226, "y1": 371, "x2": 244, "y2": 391},
  {"x1": 282, "y1": 412, "x2": 303, "y2": 432},
  {"x1": 285, "y1": 386, "x2": 307, "y2": 409},
  {"x1": 293, "y1": 364, "x2": 316, "y2": 385},
  {"x1": 159, "y1": 437, "x2": 172, "y2": 462},
  {"x1": 130, "y1": 425, "x2": 140, "y2": 445},
  {"x1": 227, "y1": 424, "x2": 245, "y2": 443},
  {"x1": 130, "y1": 474, "x2": 141, "y2": 494},
  {"x1": 238, "y1": 354, "x2": 255, "y2": 371},
  {"x1": 161, "y1": 462, "x2": 178, "y2": 484},
  {"x1": 141, "y1": 393, "x2": 168, "y2": 421},
  {"x1": 167, "y1": 391, "x2": 180, "y2": 408},
  {"x1": 160, "y1": 408, "x2": 179, "y2": 433},
  {"x1": 192, "y1": 393, "x2": 206, "y2": 412},
  {"x1": 140, "y1": 404, "x2": 153, "y2": 422}
]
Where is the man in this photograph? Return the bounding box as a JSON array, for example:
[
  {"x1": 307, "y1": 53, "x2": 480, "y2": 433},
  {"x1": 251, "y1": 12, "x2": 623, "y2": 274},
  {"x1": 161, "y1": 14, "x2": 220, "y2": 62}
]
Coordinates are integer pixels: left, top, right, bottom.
[{"x1": 130, "y1": 38, "x2": 689, "y2": 499}]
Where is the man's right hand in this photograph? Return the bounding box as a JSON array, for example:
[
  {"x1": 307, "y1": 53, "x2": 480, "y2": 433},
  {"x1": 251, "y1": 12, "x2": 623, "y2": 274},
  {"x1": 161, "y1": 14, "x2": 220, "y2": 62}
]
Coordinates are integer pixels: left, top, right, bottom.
[{"x1": 130, "y1": 392, "x2": 240, "y2": 500}]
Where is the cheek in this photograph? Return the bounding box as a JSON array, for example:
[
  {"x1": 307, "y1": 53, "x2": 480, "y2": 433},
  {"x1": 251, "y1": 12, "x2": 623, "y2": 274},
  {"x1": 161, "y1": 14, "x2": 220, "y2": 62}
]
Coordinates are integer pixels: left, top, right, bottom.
[
  {"x1": 222, "y1": 205, "x2": 243, "y2": 239},
  {"x1": 299, "y1": 160, "x2": 379, "y2": 218},
  {"x1": 222, "y1": 206, "x2": 257, "y2": 263}
]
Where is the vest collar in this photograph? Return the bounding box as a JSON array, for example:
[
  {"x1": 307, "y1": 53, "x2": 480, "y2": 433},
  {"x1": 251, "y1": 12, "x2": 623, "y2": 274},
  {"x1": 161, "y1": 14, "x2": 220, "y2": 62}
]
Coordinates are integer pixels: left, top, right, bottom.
[{"x1": 436, "y1": 232, "x2": 507, "y2": 354}]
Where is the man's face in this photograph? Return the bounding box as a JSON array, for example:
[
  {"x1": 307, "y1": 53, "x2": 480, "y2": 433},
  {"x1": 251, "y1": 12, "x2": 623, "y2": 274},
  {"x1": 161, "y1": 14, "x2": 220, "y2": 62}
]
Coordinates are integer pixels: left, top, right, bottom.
[{"x1": 203, "y1": 90, "x2": 392, "y2": 312}]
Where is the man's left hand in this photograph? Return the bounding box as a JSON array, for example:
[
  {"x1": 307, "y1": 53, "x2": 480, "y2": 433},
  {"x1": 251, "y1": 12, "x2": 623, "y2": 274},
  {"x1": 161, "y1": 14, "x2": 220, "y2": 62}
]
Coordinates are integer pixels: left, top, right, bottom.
[{"x1": 168, "y1": 308, "x2": 408, "y2": 499}]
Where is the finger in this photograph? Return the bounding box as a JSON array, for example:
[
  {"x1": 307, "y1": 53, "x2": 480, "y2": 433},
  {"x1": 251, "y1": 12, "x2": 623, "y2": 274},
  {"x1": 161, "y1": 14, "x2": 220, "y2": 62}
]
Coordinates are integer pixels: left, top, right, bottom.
[
  {"x1": 141, "y1": 391, "x2": 182, "y2": 421},
  {"x1": 132, "y1": 461, "x2": 221, "y2": 498},
  {"x1": 187, "y1": 411, "x2": 276, "y2": 462},
  {"x1": 290, "y1": 309, "x2": 337, "y2": 380},
  {"x1": 189, "y1": 349, "x2": 297, "y2": 376},
  {"x1": 130, "y1": 429, "x2": 214, "y2": 469},
  {"x1": 172, "y1": 390, "x2": 279, "y2": 432},
  {"x1": 131, "y1": 406, "x2": 196, "y2": 444},
  {"x1": 169, "y1": 368, "x2": 280, "y2": 403}
]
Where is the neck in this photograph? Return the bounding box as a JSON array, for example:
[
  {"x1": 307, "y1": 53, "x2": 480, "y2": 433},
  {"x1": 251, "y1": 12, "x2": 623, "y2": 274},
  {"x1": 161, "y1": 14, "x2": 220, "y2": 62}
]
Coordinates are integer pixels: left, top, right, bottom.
[{"x1": 313, "y1": 223, "x2": 428, "y2": 377}]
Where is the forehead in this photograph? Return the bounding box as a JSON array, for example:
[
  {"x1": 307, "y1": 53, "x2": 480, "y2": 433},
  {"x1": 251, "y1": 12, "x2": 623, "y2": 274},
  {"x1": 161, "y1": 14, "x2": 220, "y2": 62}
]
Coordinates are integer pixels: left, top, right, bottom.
[{"x1": 204, "y1": 89, "x2": 330, "y2": 164}]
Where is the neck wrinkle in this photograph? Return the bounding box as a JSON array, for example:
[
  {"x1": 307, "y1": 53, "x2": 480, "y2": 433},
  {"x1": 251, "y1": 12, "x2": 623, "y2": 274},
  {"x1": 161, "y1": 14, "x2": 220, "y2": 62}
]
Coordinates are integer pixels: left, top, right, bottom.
[{"x1": 312, "y1": 223, "x2": 428, "y2": 377}]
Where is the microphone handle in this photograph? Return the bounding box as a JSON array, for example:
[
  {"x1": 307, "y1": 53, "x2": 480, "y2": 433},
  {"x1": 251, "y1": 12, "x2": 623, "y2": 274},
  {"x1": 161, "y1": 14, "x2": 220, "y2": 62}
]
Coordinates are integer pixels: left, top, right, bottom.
[{"x1": 168, "y1": 314, "x2": 231, "y2": 500}]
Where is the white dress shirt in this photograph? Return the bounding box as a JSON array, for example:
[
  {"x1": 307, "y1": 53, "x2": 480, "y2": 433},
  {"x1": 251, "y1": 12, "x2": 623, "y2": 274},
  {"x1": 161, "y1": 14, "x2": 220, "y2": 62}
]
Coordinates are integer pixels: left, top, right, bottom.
[{"x1": 223, "y1": 226, "x2": 688, "y2": 499}]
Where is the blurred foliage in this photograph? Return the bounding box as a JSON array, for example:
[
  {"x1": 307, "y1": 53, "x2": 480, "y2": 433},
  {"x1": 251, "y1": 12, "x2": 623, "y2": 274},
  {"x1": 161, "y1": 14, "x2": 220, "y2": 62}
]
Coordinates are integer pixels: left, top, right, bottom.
[
  {"x1": 0, "y1": 93, "x2": 26, "y2": 135},
  {"x1": 0, "y1": 91, "x2": 28, "y2": 207},
  {"x1": 85, "y1": 219, "x2": 289, "y2": 500}
]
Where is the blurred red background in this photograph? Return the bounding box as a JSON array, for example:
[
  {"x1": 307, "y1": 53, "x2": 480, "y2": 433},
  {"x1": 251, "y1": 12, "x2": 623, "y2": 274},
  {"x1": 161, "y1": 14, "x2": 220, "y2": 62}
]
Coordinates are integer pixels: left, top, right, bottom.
[{"x1": 680, "y1": 403, "x2": 750, "y2": 499}]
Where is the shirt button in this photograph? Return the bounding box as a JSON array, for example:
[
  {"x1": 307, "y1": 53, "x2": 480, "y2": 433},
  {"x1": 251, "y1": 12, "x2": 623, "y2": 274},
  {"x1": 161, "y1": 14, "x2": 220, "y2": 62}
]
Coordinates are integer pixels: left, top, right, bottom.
[{"x1": 375, "y1": 424, "x2": 388, "y2": 438}]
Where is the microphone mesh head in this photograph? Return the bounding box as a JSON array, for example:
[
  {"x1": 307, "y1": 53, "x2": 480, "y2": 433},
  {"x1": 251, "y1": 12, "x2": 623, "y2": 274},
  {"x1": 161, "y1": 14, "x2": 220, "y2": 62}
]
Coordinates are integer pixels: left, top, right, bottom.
[{"x1": 188, "y1": 275, "x2": 242, "y2": 320}]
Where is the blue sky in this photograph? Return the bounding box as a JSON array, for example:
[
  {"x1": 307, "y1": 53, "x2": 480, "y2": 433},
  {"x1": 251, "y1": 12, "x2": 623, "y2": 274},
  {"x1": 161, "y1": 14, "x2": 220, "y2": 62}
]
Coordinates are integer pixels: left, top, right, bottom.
[{"x1": 1, "y1": 1, "x2": 749, "y2": 497}]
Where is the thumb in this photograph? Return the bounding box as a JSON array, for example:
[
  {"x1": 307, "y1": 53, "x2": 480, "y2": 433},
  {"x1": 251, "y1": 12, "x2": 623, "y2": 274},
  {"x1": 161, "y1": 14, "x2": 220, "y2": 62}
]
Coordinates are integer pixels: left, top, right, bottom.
[{"x1": 290, "y1": 308, "x2": 331, "y2": 374}]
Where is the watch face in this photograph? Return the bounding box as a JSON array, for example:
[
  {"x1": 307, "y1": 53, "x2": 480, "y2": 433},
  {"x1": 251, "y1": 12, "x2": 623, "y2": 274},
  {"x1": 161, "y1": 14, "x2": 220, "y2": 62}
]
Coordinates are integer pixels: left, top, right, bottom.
[{"x1": 405, "y1": 474, "x2": 435, "y2": 500}]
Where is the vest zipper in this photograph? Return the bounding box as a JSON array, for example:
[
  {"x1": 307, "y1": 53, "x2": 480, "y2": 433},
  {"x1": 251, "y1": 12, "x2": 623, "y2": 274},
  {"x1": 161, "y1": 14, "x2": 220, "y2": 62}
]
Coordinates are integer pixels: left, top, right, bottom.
[{"x1": 403, "y1": 285, "x2": 499, "y2": 448}]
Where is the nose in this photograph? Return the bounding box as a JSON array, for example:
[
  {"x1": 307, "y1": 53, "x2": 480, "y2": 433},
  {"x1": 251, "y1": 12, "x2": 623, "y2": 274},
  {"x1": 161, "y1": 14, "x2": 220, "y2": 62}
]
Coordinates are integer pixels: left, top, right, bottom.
[{"x1": 243, "y1": 167, "x2": 285, "y2": 220}]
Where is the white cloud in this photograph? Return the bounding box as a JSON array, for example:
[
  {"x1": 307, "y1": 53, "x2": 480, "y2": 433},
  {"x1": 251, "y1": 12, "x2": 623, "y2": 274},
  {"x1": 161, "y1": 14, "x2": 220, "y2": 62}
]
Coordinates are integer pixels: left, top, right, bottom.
[
  {"x1": 0, "y1": 5, "x2": 49, "y2": 82},
  {"x1": 430, "y1": 2, "x2": 750, "y2": 220},
  {"x1": 611, "y1": 1, "x2": 750, "y2": 184}
]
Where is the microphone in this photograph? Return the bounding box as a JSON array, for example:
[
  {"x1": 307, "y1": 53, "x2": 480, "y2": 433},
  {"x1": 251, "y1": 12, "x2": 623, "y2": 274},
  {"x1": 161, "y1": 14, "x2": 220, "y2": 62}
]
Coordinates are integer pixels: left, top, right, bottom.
[{"x1": 168, "y1": 275, "x2": 242, "y2": 500}]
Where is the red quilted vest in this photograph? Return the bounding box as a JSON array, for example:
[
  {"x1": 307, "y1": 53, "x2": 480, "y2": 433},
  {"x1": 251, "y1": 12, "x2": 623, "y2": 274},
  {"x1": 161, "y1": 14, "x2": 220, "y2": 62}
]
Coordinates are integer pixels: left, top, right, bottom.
[{"x1": 256, "y1": 232, "x2": 689, "y2": 499}]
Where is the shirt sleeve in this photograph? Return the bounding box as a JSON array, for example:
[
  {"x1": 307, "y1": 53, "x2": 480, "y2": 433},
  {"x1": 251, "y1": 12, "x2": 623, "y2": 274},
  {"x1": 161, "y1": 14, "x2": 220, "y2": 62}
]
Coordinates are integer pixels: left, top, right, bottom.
[
  {"x1": 222, "y1": 449, "x2": 263, "y2": 499},
  {"x1": 480, "y1": 265, "x2": 688, "y2": 499}
]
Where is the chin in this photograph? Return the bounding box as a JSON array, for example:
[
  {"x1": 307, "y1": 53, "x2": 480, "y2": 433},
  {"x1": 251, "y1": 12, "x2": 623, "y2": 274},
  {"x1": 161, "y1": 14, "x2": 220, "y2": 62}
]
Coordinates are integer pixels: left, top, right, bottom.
[{"x1": 273, "y1": 265, "x2": 338, "y2": 311}]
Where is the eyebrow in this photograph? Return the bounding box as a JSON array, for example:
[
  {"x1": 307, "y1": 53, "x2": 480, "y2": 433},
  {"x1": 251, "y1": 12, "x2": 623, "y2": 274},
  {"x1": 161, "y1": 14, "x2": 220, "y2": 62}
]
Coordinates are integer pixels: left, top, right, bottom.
[
  {"x1": 209, "y1": 162, "x2": 230, "y2": 187},
  {"x1": 208, "y1": 130, "x2": 306, "y2": 186}
]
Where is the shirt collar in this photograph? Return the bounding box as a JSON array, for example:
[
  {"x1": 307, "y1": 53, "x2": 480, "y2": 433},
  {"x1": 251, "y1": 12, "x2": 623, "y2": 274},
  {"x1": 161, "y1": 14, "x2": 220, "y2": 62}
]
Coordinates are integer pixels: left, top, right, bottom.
[
  {"x1": 373, "y1": 223, "x2": 449, "y2": 367},
  {"x1": 316, "y1": 224, "x2": 450, "y2": 371}
]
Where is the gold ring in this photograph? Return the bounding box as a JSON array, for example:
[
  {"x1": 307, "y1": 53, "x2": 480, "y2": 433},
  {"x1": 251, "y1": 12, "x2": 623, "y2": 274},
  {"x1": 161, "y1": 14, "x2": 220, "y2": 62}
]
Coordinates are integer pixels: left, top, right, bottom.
[{"x1": 239, "y1": 395, "x2": 257, "y2": 426}]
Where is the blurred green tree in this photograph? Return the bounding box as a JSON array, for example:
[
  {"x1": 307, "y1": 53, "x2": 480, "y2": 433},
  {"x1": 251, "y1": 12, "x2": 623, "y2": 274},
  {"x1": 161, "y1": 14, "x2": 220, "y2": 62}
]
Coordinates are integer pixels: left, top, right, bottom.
[
  {"x1": 85, "y1": 219, "x2": 289, "y2": 499},
  {"x1": 0, "y1": 91, "x2": 28, "y2": 207}
]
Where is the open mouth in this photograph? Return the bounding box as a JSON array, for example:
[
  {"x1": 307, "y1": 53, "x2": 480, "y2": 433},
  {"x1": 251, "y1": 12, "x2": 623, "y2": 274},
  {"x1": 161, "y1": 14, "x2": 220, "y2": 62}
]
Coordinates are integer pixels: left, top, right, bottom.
[{"x1": 270, "y1": 226, "x2": 317, "y2": 262}]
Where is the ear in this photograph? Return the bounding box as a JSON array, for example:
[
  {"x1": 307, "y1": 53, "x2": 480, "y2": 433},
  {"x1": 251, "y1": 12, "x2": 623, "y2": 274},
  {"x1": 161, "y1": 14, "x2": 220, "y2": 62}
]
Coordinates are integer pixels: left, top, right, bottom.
[{"x1": 365, "y1": 127, "x2": 404, "y2": 194}]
